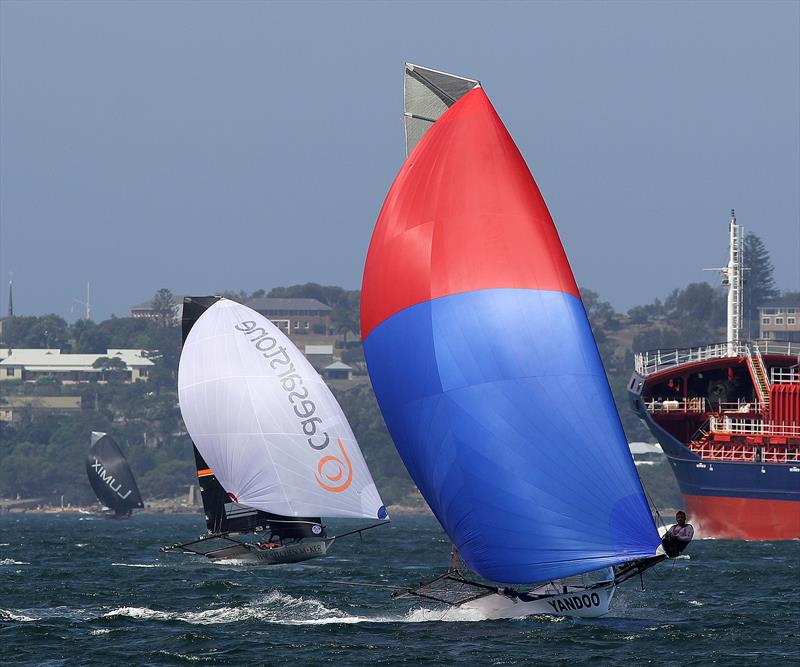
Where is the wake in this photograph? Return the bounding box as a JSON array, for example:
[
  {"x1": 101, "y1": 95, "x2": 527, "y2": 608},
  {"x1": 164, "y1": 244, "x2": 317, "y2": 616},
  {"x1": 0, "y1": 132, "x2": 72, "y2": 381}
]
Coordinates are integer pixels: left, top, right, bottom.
[{"x1": 102, "y1": 590, "x2": 489, "y2": 625}]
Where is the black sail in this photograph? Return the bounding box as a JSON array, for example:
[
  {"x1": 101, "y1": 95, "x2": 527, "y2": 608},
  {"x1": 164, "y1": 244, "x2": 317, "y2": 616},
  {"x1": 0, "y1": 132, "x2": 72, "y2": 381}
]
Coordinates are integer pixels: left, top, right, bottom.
[
  {"x1": 183, "y1": 296, "x2": 325, "y2": 539},
  {"x1": 86, "y1": 432, "x2": 144, "y2": 516}
]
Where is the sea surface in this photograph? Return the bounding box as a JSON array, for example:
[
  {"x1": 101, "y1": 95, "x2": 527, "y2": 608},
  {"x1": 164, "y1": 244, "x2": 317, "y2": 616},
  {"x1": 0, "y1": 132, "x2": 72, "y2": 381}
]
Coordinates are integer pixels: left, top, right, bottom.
[{"x1": 0, "y1": 514, "x2": 797, "y2": 666}]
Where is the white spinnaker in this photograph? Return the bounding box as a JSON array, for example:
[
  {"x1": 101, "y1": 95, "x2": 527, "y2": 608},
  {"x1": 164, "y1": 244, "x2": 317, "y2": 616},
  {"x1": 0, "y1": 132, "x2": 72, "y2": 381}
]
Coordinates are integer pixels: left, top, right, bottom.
[{"x1": 178, "y1": 299, "x2": 386, "y2": 520}]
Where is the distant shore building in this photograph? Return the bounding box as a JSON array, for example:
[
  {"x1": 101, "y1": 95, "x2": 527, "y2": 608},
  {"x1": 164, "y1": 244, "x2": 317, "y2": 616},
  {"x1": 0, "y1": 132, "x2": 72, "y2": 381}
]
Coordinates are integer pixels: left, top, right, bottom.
[
  {"x1": 130, "y1": 296, "x2": 332, "y2": 335},
  {"x1": 323, "y1": 361, "x2": 352, "y2": 380},
  {"x1": 245, "y1": 298, "x2": 332, "y2": 334},
  {"x1": 758, "y1": 297, "x2": 800, "y2": 342},
  {"x1": 304, "y1": 344, "x2": 335, "y2": 369},
  {"x1": 0, "y1": 348, "x2": 153, "y2": 383},
  {"x1": 0, "y1": 396, "x2": 82, "y2": 423},
  {"x1": 130, "y1": 295, "x2": 184, "y2": 321}
]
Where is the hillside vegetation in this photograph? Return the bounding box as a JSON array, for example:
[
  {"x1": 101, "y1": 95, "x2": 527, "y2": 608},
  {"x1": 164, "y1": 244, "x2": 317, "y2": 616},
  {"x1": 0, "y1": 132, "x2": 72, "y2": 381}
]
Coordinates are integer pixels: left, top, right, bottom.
[{"x1": 0, "y1": 246, "x2": 788, "y2": 511}]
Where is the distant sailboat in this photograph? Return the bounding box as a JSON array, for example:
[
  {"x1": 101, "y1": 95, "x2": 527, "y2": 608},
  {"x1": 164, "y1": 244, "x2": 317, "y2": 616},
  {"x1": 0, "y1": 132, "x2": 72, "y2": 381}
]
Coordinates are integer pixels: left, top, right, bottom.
[
  {"x1": 162, "y1": 297, "x2": 387, "y2": 564},
  {"x1": 86, "y1": 432, "x2": 144, "y2": 519},
  {"x1": 360, "y1": 64, "x2": 666, "y2": 618}
]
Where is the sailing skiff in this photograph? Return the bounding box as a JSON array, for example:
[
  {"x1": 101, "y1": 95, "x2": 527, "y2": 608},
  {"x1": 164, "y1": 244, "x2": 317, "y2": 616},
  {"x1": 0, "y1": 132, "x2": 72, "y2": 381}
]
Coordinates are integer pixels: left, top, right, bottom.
[
  {"x1": 361, "y1": 64, "x2": 668, "y2": 618},
  {"x1": 162, "y1": 296, "x2": 387, "y2": 564}
]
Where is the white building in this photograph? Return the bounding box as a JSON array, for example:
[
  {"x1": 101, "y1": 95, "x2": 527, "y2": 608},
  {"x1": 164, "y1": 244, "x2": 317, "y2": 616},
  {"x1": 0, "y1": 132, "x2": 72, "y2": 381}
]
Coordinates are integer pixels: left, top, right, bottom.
[{"x1": 0, "y1": 348, "x2": 154, "y2": 383}]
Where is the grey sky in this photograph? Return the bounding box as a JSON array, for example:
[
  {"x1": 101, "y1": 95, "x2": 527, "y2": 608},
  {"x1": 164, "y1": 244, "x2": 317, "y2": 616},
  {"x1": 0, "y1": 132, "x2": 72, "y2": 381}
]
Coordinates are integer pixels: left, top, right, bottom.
[{"x1": 1, "y1": 0, "x2": 798, "y2": 322}]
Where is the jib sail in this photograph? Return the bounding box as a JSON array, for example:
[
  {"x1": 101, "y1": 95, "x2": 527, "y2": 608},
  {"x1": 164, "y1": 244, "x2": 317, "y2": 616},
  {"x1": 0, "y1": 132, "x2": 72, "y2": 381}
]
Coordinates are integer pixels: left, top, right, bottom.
[
  {"x1": 179, "y1": 297, "x2": 386, "y2": 521},
  {"x1": 362, "y1": 66, "x2": 660, "y2": 584},
  {"x1": 86, "y1": 432, "x2": 144, "y2": 515}
]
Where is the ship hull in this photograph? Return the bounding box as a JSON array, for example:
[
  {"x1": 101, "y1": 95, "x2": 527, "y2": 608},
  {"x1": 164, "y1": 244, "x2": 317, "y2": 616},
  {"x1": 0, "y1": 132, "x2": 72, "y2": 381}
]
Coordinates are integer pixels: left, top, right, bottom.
[
  {"x1": 684, "y1": 494, "x2": 800, "y2": 540},
  {"x1": 629, "y1": 375, "x2": 800, "y2": 540}
]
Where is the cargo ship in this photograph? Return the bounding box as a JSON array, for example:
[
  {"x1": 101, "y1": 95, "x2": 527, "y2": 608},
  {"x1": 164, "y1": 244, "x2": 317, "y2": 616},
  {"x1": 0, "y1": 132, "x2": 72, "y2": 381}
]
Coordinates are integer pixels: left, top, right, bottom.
[{"x1": 628, "y1": 212, "x2": 800, "y2": 539}]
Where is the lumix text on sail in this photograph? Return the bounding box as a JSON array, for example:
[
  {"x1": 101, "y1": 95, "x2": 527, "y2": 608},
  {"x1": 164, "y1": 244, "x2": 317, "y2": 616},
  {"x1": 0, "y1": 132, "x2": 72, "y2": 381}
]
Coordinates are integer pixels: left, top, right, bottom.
[{"x1": 89, "y1": 459, "x2": 134, "y2": 500}]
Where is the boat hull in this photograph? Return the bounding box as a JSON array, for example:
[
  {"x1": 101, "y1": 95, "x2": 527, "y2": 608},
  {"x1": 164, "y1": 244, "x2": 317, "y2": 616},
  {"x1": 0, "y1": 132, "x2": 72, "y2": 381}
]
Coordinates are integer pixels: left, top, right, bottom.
[
  {"x1": 629, "y1": 371, "x2": 800, "y2": 540},
  {"x1": 684, "y1": 494, "x2": 800, "y2": 540},
  {"x1": 206, "y1": 539, "x2": 331, "y2": 564},
  {"x1": 461, "y1": 583, "x2": 615, "y2": 619}
]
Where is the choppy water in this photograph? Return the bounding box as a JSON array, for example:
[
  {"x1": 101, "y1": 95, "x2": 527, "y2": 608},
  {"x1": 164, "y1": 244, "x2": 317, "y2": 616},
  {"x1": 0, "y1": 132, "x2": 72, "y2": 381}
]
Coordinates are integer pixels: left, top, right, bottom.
[{"x1": 0, "y1": 514, "x2": 797, "y2": 666}]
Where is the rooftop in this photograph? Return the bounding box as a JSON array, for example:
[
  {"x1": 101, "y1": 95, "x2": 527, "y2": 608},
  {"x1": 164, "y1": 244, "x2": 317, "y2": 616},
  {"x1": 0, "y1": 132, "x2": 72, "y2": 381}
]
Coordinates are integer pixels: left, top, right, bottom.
[
  {"x1": 758, "y1": 297, "x2": 800, "y2": 309},
  {"x1": 305, "y1": 345, "x2": 334, "y2": 355},
  {"x1": 324, "y1": 361, "x2": 352, "y2": 371},
  {"x1": 245, "y1": 297, "x2": 331, "y2": 312},
  {"x1": 0, "y1": 348, "x2": 154, "y2": 368}
]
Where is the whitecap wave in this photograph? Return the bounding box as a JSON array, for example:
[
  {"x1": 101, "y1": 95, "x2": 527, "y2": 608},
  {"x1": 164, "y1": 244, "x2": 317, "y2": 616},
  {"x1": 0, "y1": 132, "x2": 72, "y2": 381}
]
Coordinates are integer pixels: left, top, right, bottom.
[
  {"x1": 102, "y1": 590, "x2": 489, "y2": 625},
  {"x1": 111, "y1": 563, "x2": 161, "y2": 568},
  {"x1": 89, "y1": 629, "x2": 111, "y2": 635},
  {"x1": 155, "y1": 651, "x2": 213, "y2": 663},
  {"x1": 0, "y1": 608, "x2": 37, "y2": 622},
  {"x1": 0, "y1": 558, "x2": 29, "y2": 566}
]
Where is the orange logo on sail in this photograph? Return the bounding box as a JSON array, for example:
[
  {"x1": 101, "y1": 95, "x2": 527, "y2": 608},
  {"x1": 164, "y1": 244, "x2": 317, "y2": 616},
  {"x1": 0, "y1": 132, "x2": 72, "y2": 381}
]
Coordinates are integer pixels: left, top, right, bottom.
[{"x1": 315, "y1": 438, "x2": 353, "y2": 493}]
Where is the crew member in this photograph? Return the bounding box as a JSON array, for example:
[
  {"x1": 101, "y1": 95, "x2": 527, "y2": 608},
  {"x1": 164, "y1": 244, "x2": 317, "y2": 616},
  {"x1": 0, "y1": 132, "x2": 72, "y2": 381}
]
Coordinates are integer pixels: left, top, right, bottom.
[{"x1": 661, "y1": 510, "x2": 694, "y2": 557}]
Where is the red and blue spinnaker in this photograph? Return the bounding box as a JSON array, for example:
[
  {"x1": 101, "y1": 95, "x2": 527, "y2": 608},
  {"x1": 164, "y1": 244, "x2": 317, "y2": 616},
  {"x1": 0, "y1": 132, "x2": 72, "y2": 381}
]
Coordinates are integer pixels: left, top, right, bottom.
[{"x1": 362, "y1": 70, "x2": 660, "y2": 584}]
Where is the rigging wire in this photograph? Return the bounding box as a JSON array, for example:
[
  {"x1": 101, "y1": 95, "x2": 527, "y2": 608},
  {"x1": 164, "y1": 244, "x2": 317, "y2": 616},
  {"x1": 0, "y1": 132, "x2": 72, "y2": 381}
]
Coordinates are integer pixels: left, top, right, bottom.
[{"x1": 644, "y1": 487, "x2": 668, "y2": 534}]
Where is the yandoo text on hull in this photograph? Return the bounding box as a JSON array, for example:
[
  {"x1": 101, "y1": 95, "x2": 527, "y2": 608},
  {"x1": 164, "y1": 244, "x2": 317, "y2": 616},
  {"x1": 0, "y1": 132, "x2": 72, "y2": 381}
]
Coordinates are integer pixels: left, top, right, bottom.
[
  {"x1": 360, "y1": 64, "x2": 670, "y2": 619},
  {"x1": 629, "y1": 215, "x2": 800, "y2": 540},
  {"x1": 162, "y1": 296, "x2": 388, "y2": 565},
  {"x1": 86, "y1": 432, "x2": 144, "y2": 519}
]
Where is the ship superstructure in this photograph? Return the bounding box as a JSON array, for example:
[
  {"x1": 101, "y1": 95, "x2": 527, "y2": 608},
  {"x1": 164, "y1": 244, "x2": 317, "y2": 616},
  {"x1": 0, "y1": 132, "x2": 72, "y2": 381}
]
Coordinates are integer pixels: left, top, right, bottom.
[{"x1": 629, "y1": 212, "x2": 800, "y2": 539}]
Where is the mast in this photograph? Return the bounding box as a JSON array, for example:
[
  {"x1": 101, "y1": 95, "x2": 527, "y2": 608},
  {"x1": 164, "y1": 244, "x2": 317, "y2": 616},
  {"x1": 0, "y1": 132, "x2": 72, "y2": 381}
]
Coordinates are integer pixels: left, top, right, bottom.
[
  {"x1": 8, "y1": 272, "x2": 13, "y2": 317},
  {"x1": 705, "y1": 210, "x2": 744, "y2": 356}
]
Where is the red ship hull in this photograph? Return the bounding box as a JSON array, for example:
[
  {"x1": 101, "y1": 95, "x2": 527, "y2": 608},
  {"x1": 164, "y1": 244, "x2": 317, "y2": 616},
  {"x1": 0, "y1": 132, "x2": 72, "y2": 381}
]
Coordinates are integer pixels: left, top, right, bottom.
[{"x1": 684, "y1": 494, "x2": 800, "y2": 540}]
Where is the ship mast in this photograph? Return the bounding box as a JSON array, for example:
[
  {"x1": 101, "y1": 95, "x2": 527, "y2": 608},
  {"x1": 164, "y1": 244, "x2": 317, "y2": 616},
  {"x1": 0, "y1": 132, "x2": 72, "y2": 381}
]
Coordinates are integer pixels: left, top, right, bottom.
[
  {"x1": 705, "y1": 210, "x2": 744, "y2": 356},
  {"x1": 726, "y1": 211, "x2": 744, "y2": 355}
]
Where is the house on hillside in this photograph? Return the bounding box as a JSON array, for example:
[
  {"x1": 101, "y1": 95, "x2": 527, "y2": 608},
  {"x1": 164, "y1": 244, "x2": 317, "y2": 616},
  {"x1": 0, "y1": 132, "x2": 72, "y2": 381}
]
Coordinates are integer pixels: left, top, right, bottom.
[
  {"x1": 304, "y1": 344, "x2": 334, "y2": 369},
  {"x1": 758, "y1": 297, "x2": 800, "y2": 342},
  {"x1": 130, "y1": 295, "x2": 184, "y2": 321},
  {"x1": 245, "y1": 298, "x2": 332, "y2": 334},
  {"x1": 0, "y1": 396, "x2": 82, "y2": 423},
  {"x1": 323, "y1": 361, "x2": 352, "y2": 380},
  {"x1": 130, "y1": 295, "x2": 333, "y2": 335},
  {"x1": 0, "y1": 348, "x2": 154, "y2": 383}
]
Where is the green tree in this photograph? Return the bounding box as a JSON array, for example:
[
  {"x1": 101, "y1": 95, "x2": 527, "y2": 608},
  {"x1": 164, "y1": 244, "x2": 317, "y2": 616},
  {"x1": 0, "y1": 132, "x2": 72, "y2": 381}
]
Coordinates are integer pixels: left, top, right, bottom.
[
  {"x1": 72, "y1": 319, "x2": 110, "y2": 353},
  {"x1": 627, "y1": 299, "x2": 664, "y2": 325},
  {"x1": 331, "y1": 291, "x2": 361, "y2": 341},
  {"x1": 0, "y1": 314, "x2": 69, "y2": 348},
  {"x1": 151, "y1": 288, "x2": 177, "y2": 327},
  {"x1": 92, "y1": 356, "x2": 129, "y2": 383},
  {"x1": 743, "y1": 233, "x2": 779, "y2": 319}
]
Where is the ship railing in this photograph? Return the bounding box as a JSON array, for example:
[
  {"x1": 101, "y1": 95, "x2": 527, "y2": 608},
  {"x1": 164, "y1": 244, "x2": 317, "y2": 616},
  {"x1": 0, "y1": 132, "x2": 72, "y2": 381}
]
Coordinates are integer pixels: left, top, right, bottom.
[
  {"x1": 771, "y1": 367, "x2": 800, "y2": 384},
  {"x1": 717, "y1": 399, "x2": 762, "y2": 414},
  {"x1": 688, "y1": 440, "x2": 799, "y2": 463},
  {"x1": 634, "y1": 341, "x2": 743, "y2": 376},
  {"x1": 643, "y1": 397, "x2": 762, "y2": 414},
  {"x1": 634, "y1": 339, "x2": 800, "y2": 377},
  {"x1": 710, "y1": 416, "x2": 800, "y2": 437},
  {"x1": 644, "y1": 398, "x2": 706, "y2": 414},
  {"x1": 689, "y1": 441, "x2": 758, "y2": 461}
]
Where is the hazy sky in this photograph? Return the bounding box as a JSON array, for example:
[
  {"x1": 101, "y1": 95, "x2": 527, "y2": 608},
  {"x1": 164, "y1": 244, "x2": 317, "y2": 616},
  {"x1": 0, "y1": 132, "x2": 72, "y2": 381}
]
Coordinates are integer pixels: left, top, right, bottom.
[{"x1": 1, "y1": 0, "x2": 798, "y2": 322}]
